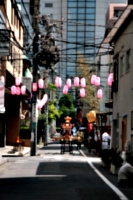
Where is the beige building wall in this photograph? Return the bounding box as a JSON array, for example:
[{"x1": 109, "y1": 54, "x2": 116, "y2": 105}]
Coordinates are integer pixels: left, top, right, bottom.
[{"x1": 113, "y1": 20, "x2": 133, "y2": 151}]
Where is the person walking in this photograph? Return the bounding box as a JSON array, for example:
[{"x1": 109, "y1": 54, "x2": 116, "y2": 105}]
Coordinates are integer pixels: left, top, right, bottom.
[
  {"x1": 102, "y1": 128, "x2": 110, "y2": 150},
  {"x1": 75, "y1": 127, "x2": 84, "y2": 150}
]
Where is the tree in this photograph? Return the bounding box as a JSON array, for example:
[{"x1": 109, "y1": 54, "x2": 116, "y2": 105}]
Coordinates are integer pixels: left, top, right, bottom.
[
  {"x1": 58, "y1": 93, "x2": 76, "y2": 123},
  {"x1": 77, "y1": 53, "x2": 100, "y2": 117}
]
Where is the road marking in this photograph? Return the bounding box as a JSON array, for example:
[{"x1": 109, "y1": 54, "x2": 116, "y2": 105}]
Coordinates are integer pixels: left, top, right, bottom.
[{"x1": 80, "y1": 150, "x2": 129, "y2": 200}]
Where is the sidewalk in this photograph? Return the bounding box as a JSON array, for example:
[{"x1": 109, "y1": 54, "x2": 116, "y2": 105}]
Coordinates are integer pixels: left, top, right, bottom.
[{"x1": 0, "y1": 145, "x2": 30, "y2": 166}]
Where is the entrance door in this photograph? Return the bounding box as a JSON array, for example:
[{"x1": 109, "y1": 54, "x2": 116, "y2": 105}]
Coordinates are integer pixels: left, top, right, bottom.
[{"x1": 122, "y1": 117, "x2": 127, "y2": 151}]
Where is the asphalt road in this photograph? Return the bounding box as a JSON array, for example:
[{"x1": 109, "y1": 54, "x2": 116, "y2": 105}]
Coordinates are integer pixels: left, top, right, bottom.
[{"x1": 0, "y1": 142, "x2": 132, "y2": 200}]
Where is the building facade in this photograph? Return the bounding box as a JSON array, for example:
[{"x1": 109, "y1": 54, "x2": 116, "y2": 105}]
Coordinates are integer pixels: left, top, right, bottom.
[
  {"x1": 102, "y1": 2, "x2": 133, "y2": 153},
  {"x1": 0, "y1": 0, "x2": 24, "y2": 146}
]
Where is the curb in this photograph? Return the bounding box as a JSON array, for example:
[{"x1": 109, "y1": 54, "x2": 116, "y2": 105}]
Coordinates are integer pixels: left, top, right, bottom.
[{"x1": 0, "y1": 158, "x2": 7, "y2": 166}]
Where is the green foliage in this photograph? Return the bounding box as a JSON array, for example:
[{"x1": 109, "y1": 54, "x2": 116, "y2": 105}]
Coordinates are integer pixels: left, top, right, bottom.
[
  {"x1": 58, "y1": 93, "x2": 76, "y2": 123},
  {"x1": 59, "y1": 93, "x2": 74, "y2": 109},
  {"x1": 40, "y1": 82, "x2": 61, "y2": 124},
  {"x1": 20, "y1": 119, "x2": 28, "y2": 128},
  {"x1": 20, "y1": 126, "x2": 29, "y2": 130},
  {"x1": 38, "y1": 113, "x2": 47, "y2": 121},
  {"x1": 48, "y1": 103, "x2": 61, "y2": 123}
]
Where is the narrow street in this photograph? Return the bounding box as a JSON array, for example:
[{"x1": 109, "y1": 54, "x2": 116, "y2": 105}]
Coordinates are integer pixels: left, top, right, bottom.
[{"x1": 0, "y1": 142, "x2": 132, "y2": 200}]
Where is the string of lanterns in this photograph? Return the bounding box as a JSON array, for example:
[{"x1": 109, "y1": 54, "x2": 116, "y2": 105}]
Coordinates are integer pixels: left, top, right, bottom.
[
  {"x1": 55, "y1": 73, "x2": 113, "y2": 99},
  {"x1": 55, "y1": 76, "x2": 86, "y2": 98},
  {"x1": 10, "y1": 72, "x2": 114, "y2": 109},
  {"x1": 11, "y1": 77, "x2": 48, "y2": 110}
]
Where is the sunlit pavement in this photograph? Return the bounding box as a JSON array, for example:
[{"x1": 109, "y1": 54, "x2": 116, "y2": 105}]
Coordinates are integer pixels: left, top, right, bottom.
[{"x1": 0, "y1": 141, "x2": 133, "y2": 200}]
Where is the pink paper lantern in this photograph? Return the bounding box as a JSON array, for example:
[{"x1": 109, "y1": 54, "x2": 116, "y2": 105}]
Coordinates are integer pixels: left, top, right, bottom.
[
  {"x1": 1, "y1": 76, "x2": 4, "y2": 83},
  {"x1": 63, "y1": 85, "x2": 68, "y2": 94},
  {"x1": 33, "y1": 83, "x2": 37, "y2": 92},
  {"x1": 21, "y1": 85, "x2": 26, "y2": 95},
  {"x1": 95, "y1": 76, "x2": 100, "y2": 87},
  {"x1": 16, "y1": 87, "x2": 20, "y2": 95},
  {"x1": 38, "y1": 78, "x2": 44, "y2": 89},
  {"x1": 11, "y1": 85, "x2": 16, "y2": 95},
  {"x1": 37, "y1": 99, "x2": 42, "y2": 110},
  {"x1": 81, "y1": 78, "x2": 86, "y2": 88},
  {"x1": 66, "y1": 78, "x2": 71, "y2": 88},
  {"x1": 80, "y1": 88, "x2": 85, "y2": 98},
  {"x1": 97, "y1": 89, "x2": 102, "y2": 99},
  {"x1": 15, "y1": 76, "x2": 21, "y2": 86},
  {"x1": 42, "y1": 94, "x2": 48, "y2": 105},
  {"x1": 55, "y1": 76, "x2": 62, "y2": 88},
  {"x1": 108, "y1": 73, "x2": 113, "y2": 86},
  {"x1": 74, "y1": 77, "x2": 79, "y2": 87},
  {"x1": 91, "y1": 75, "x2": 96, "y2": 85}
]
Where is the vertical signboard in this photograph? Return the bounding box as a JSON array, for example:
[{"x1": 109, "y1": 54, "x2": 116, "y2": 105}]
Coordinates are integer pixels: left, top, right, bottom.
[
  {"x1": 50, "y1": 90, "x2": 55, "y2": 102},
  {"x1": 32, "y1": 102, "x2": 38, "y2": 125}
]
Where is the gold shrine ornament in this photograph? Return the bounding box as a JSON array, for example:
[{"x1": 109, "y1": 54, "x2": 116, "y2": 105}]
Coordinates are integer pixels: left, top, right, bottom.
[
  {"x1": 86, "y1": 111, "x2": 96, "y2": 123},
  {"x1": 64, "y1": 116, "x2": 72, "y2": 123}
]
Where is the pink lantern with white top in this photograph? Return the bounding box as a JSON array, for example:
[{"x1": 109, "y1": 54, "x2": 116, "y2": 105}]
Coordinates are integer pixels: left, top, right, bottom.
[
  {"x1": 108, "y1": 73, "x2": 113, "y2": 86},
  {"x1": 63, "y1": 85, "x2": 68, "y2": 94},
  {"x1": 11, "y1": 85, "x2": 16, "y2": 95},
  {"x1": 97, "y1": 89, "x2": 102, "y2": 99},
  {"x1": 16, "y1": 87, "x2": 20, "y2": 95},
  {"x1": 42, "y1": 94, "x2": 48, "y2": 105},
  {"x1": 74, "y1": 77, "x2": 79, "y2": 87},
  {"x1": 1, "y1": 76, "x2": 4, "y2": 83},
  {"x1": 38, "y1": 78, "x2": 44, "y2": 89},
  {"x1": 91, "y1": 75, "x2": 96, "y2": 85},
  {"x1": 80, "y1": 88, "x2": 85, "y2": 98},
  {"x1": 15, "y1": 76, "x2": 21, "y2": 86},
  {"x1": 81, "y1": 78, "x2": 86, "y2": 88},
  {"x1": 37, "y1": 99, "x2": 42, "y2": 110},
  {"x1": 66, "y1": 78, "x2": 71, "y2": 88},
  {"x1": 33, "y1": 83, "x2": 37, "y2": 92},
  {"x1": 55, "y1": 76, "x2": 62, "y2": 88},
  {"x1": 21, "y1": 85, "x2": 26, "y2": 95},
  {"x1": 95, "y1": 76, "x2": 100, "y2": 87}
]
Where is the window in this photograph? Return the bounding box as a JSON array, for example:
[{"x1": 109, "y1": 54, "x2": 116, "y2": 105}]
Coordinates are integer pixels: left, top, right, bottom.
[
  {"x1": 120, "y1": 56, "x2": 124, "y2": 76},
  {"x1": 114, "y1": 10, "x2": 123, "y2": 18},
  {"x1": 113, "y1": 57, "x2": 119, "y2": 92},
  {"x1": 126, "y1": 50, "x2": 130, "y2": 72},
  {"x1": 45, "y1": 3, "x2": 53, "y2": 7}
]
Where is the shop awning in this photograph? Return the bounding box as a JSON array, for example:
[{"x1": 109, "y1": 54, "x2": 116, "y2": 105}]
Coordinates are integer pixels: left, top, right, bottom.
[{"x1": 96, "y1": 111, "x2": 112, "y2": 116}]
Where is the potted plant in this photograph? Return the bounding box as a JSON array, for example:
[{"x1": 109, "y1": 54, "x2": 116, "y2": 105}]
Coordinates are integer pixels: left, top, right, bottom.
[{"x1": 110, "y1": 148, "x2": 123, "y2": 175}]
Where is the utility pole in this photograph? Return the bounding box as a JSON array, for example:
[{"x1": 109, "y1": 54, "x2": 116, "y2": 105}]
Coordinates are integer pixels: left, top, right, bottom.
[
  {"x1": 30, "y1": 0, "x2": 40, "y2": 156},
  {"x1": 44, "y1": 69, "x2": 49, "y2": 145}
]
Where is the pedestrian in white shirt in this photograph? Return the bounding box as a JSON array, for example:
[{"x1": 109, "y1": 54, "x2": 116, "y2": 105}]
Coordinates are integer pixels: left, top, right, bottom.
[
  {"x1": 118, "y1": 156, "x2": 133, "y2": 188},
  {"x1": 102, "y1": 129, "x2": 110, "y2": 149}
]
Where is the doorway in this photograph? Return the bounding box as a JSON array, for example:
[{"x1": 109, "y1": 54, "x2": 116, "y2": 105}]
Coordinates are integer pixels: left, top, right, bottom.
[{"x1": 122, "y1": 116, "x2": 127, "y2": 151}]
